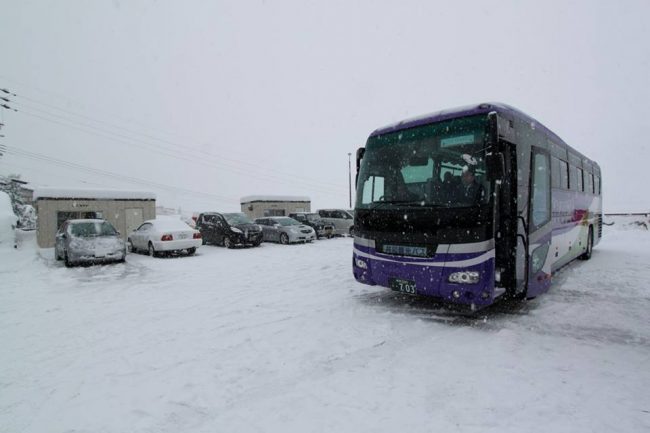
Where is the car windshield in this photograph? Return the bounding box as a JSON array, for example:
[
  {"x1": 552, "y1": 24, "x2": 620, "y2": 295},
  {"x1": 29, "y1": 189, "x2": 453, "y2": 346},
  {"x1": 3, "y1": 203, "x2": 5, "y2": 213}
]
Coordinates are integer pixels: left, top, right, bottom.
[
  {"x1": 70, "y1": 221, "x2": 117, "y2": 237},
  {"x1": 356, "y1": 114, "x2": 491, "y2": 210},
  {"x1": 306, "y1": 214, "x2": 321, "y2": 222},
  {"x1": 223, "y1": 213, "x2": 253, "y2": 225},
  {"x1": 275, "y1": 218, "x2": 300, "y2": 226}
]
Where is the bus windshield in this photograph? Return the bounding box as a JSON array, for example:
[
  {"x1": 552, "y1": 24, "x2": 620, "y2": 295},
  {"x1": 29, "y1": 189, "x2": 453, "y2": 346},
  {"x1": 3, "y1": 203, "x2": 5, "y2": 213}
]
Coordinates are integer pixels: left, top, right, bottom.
[{"x1": 356, "y1": 115, "x2": 491, "y2": 210}]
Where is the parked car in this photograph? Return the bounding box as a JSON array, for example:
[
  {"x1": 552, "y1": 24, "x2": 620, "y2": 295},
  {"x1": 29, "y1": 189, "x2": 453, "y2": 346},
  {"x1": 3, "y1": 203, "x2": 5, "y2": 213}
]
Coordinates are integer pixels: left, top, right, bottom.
[
  {"x1": 195, "y1": 212, "x2": 263, "y2": 248},
  {"x1": 317, "y1": 209, "x2": 354, "y2": 236},
  {"x1": 128, "y1": 217, "x2": 201, "y2": 257},
  {"x1": 288, "y1": 212, "x2": 334, "y2": 239},
  {"x1": 55, "y1": 219, "x2": 126, "y2": 267},
  {"x1": 255, "y1": 216, "x2": 316, "y2": 244}
]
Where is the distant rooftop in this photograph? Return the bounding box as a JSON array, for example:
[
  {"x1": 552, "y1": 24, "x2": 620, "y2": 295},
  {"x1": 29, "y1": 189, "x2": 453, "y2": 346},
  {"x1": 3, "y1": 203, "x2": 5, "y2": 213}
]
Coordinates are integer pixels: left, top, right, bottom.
[
  {"x1": 34, "y1": 187, "x2": 156, "y2": 200},
  {"x1": 240, "y1": 195, "x2": 310, "y2": 204}
]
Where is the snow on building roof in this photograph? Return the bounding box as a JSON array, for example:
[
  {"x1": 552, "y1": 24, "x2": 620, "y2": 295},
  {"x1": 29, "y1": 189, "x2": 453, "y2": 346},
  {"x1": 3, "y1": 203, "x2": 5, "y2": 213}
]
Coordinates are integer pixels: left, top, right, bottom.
[
  {"x1": 240, "y1": 195, "x2": 310, "y2": 204},
  {"x1": 34, "y1": 187, "x2": 156, "y2": 200}
]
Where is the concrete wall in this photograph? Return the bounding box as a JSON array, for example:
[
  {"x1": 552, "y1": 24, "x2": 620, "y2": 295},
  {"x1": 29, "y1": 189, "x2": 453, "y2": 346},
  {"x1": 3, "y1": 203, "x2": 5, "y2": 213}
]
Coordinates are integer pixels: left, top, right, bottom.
[
  {"x1": 241, "y1": 201, "x2": 311, "y2": 220},
  {"x1": 36, "y1": 199, "x2": 155, "y2": 248}
]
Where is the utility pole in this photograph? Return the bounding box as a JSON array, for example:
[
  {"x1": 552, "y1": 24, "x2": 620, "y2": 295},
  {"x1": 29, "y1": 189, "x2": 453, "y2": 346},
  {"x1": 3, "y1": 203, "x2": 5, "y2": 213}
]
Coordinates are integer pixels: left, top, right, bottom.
[{"x1": 348, "y1": 152, "x2": 352, "y2": 208}]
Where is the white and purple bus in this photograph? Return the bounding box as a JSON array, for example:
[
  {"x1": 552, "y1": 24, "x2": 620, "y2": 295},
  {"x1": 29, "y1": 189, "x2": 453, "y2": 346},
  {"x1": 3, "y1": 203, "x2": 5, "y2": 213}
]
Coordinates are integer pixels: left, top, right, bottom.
[{"x1": 352, "y1": 103, "x2": 602, "y2": 309}]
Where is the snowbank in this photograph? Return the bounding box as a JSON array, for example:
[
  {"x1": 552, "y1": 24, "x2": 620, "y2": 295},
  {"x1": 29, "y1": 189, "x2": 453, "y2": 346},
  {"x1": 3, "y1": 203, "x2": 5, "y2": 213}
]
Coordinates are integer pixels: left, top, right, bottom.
[{"x1": 0, "y1": 191, "x2": 17, "y2": 247}]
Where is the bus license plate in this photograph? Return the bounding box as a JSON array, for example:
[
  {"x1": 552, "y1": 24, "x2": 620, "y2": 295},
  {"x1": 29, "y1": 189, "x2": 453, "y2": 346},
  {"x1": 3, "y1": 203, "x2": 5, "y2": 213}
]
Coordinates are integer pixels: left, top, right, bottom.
[{"x1": 389, "y1": 278, "x2": 417, "y2": 295}]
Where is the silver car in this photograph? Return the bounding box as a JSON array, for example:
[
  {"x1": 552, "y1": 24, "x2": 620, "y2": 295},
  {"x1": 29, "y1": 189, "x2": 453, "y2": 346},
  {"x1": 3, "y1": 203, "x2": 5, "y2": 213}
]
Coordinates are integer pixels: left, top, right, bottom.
[
  {"x1": 55, "y1": 219, "x2": 126, "y2": 267},
  {"x1": 254, "y1": 217, "x2": 316, "y2": 244},
  {"x1": 317, "y1": 209, "x2": 354, "y2": 236}
]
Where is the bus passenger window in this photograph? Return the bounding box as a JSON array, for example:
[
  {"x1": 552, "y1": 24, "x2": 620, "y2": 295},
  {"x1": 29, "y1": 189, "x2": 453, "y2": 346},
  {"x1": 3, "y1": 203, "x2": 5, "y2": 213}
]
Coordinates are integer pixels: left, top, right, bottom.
[
  {"x1": 577, "y1": 168, "x2": 584, "y2": 192},
  {"x1": 585, "y1": 173, "x2": 594, "y2": 194},
  {"x1": 551, "y1": 156, "x2": 561, "y2": 188},
  {"x1": 559, "y1": 160, "x2": 569, "y2": 189}
]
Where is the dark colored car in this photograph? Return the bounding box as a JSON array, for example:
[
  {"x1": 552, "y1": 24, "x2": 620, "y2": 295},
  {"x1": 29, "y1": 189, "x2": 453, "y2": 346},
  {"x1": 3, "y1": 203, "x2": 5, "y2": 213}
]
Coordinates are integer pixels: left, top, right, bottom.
[
  {"x1": 55, "y1": 219, "x2": 126, "y2": 267},
  {"x1": 288, "y1": 212, "x2": 334, "y2": 239},
  {"x1": 195, "y1": 212, "x2": 263, "y2": 248}
]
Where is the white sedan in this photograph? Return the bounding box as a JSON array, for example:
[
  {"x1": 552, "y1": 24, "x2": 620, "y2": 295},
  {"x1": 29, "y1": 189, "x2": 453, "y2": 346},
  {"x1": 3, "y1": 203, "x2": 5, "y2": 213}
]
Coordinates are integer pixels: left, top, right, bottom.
[{"x1": 128, "y1": 218, "x2": 202, "y2": 257}]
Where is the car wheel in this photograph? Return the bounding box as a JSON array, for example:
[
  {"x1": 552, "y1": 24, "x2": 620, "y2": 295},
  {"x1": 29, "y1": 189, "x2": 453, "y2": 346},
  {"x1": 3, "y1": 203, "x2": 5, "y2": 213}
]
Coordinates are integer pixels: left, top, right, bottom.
[
  {"x1": 64, "y1": 252, "x2": 72, "y2": 268},
  {"x1": 579, "y1": 227, "x2": 594, "y2": 260},
  {"x1": 187, "y1": 247, "x2": 196, "y2": 256},
  {"x1": 148, "y1": 242, "x2": 158, "y2": 257},
  {"x1": 280, "y1": 233, "x2": 289, "y2": 245},
  {"x1": 223, "y1": 236, "x2": 233, "y2": 249},
  {"x1": 55, "y1": 248, "x2": 61, "y2": 261},
  {"x1": 127, "y1": 239, "x2": 136, "y2": 254}
]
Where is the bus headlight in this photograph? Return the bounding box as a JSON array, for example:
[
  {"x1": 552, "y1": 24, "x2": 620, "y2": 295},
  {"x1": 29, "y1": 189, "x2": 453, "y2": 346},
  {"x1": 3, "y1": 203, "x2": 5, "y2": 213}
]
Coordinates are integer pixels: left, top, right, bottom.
[
  {"x1": 355, "y1": 258, "x2": 368, "y2": 269},
  {"x1": 448, "y1": 271, "x2": 480, "y2": 284}
]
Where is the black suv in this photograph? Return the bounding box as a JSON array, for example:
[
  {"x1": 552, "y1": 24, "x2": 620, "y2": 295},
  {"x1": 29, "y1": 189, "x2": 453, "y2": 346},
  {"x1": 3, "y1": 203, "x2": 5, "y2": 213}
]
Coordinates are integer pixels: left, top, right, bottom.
[
  {"x1": 195, "y1": 212, "x2": 263, "y2": 248},
  {"x1": 288, "y1": 212, "x2": 334, "y2": 239}
]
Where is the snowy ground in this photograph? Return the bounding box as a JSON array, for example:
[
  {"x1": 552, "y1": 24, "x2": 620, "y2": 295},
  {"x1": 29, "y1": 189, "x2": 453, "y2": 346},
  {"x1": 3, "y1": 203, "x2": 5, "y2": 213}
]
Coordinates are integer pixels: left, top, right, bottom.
[{"x1": 1, "y1": 221, "x2": 649, "y2": 433}]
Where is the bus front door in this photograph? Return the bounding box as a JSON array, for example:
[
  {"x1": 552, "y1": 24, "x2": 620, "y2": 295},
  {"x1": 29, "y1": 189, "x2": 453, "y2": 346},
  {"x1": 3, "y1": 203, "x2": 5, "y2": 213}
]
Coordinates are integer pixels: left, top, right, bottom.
[{"x1": 525, "y1": 148, "x2": 553, "y2": 298}]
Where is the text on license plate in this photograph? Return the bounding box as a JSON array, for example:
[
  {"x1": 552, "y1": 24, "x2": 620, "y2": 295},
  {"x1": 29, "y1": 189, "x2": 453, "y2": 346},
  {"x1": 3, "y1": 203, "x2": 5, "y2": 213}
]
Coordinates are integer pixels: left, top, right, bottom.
[{"x1": 389, "y1": 278, "x2": 417, "y2": 295}]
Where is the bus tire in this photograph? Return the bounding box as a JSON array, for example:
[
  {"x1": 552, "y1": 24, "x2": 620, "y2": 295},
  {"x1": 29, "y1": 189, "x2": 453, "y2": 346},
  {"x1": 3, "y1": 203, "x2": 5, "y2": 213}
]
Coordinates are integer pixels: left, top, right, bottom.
[{"x1": 579, "y1": 226, "x2": 594, "y2": 260}]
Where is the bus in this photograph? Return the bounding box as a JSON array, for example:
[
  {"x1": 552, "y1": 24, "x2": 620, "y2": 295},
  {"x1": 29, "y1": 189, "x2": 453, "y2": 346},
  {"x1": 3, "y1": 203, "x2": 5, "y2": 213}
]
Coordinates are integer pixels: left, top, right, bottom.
[{"x1": 352, "y1": 103, "x2": 602, "y2": 309}]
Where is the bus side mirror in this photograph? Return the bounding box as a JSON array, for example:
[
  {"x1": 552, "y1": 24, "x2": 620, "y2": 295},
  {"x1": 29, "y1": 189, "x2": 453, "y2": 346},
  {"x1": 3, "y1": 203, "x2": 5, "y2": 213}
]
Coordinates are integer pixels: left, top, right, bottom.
[
  {"x1": 355, "y1": 147, "x2": 365, "y2": 187},
  {"x1": 486, "y1": 153, "x2": 504, "y2": 180}
]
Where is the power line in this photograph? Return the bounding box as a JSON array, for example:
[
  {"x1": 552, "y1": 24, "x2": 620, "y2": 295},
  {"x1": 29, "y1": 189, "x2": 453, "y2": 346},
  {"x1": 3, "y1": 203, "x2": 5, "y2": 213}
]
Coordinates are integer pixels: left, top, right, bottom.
[
  {"x1": 3, "y1": 145, "x2": 239, "y2": 204},
  {"x1": 4, "y1": 83, "x2": 348, "y2": 190},
  {"x1": 10, "y1": 101, "x2": 347, "y2": 196}
]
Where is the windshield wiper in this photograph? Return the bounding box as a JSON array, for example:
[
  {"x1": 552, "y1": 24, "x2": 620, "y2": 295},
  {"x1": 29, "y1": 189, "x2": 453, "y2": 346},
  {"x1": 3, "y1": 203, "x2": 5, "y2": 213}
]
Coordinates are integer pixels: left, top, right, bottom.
[{"x1": 370, "y1": 200, "x2": 438, "y2": 209}]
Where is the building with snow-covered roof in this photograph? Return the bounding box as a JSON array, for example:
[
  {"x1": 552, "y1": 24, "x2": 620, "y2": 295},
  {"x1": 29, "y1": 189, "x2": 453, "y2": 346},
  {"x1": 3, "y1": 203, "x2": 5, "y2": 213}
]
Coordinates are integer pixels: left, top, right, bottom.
[
  {"x1": 34, "y1": 187, "x2": 156, "y2": 248},
  {"x1": 240, "y1": 195, "x2": 311, "y2": 219}
]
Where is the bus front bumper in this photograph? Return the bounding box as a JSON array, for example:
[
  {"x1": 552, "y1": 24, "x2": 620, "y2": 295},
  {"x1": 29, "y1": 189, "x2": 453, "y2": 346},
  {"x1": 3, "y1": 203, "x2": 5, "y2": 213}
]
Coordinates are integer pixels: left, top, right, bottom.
[{"x1": 353, "y1": 245, "x2": 500, "y2": 308}]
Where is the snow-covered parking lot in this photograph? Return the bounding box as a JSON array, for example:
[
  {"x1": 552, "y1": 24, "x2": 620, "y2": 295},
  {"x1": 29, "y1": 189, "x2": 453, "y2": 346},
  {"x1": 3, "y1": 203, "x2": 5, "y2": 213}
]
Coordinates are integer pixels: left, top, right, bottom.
[{"x1": 1, "y1": 224, "x2": 649, "y2": 433}]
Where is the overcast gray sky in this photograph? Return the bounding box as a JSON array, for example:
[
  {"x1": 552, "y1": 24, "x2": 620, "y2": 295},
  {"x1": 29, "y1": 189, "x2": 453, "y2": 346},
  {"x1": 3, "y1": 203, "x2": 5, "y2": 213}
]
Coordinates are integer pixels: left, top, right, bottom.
[{"x1": 1, "y1": 0, "x2": 648, "y2": 212}]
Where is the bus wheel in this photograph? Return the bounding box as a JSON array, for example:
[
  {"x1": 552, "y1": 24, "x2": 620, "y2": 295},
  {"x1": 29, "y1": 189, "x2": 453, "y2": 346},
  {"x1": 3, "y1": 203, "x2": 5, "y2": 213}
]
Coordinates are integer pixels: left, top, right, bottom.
[{"x1": 579, "y1": 227, "x2": 593, "y2": 260}]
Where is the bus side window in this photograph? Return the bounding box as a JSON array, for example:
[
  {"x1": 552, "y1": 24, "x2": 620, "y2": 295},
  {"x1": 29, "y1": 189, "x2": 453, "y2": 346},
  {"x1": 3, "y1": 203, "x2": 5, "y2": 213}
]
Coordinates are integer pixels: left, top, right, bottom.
[
  {"x1": 559, "y1": 160, "x2": 569, "y2": 189},
  {"x1": 577, "y1": 168, "x2": 584, "y2": 192},
  {"x1": 585, "y1": 172, "x2": 594, "y2": 194},
  {"x1": 569, "y1": 165, "x2": 577, "y2": 191},
  {"x1": 551, "y1": 156, "x2": 561, "y2": 188}
]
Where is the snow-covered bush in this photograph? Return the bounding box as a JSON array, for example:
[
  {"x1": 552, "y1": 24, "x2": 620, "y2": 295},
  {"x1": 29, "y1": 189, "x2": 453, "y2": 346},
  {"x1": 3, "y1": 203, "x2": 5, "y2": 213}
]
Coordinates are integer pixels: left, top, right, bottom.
[{"x1": 16, "y1": 204, "x2": 36, "y2": 230}]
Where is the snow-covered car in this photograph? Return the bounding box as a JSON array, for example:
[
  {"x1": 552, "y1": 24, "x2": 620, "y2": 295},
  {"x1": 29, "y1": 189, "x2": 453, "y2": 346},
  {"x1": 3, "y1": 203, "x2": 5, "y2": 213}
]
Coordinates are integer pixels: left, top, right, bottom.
[
  {"x1": 0, "y1": 191, "x2": 18, "y2": 247},
  {"x1": 255, "y1": 217, "x2": 316, "y2": 244},
  {"x1": 128, "y1": 217, "x2": 201, "y2": 257},
  {"x1": 288, "y1": 212, "x2": 334, "y2": 239},
  {"x1": 55, "y1": 219, "x2": 126, "y2": 267},
  {"x1": 317, "y1": 209, "x2": 354, "y2": 236}
]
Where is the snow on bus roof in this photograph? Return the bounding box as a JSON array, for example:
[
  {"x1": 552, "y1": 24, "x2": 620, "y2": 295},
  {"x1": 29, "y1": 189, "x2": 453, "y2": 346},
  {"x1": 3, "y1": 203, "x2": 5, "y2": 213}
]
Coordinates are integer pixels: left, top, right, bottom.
[
  {"x1": 34, "y1": 187, "x2": 156, "y2": 200},
  {"x1": 240, "y1": 195, "x2": 310, "y2": 204}
]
